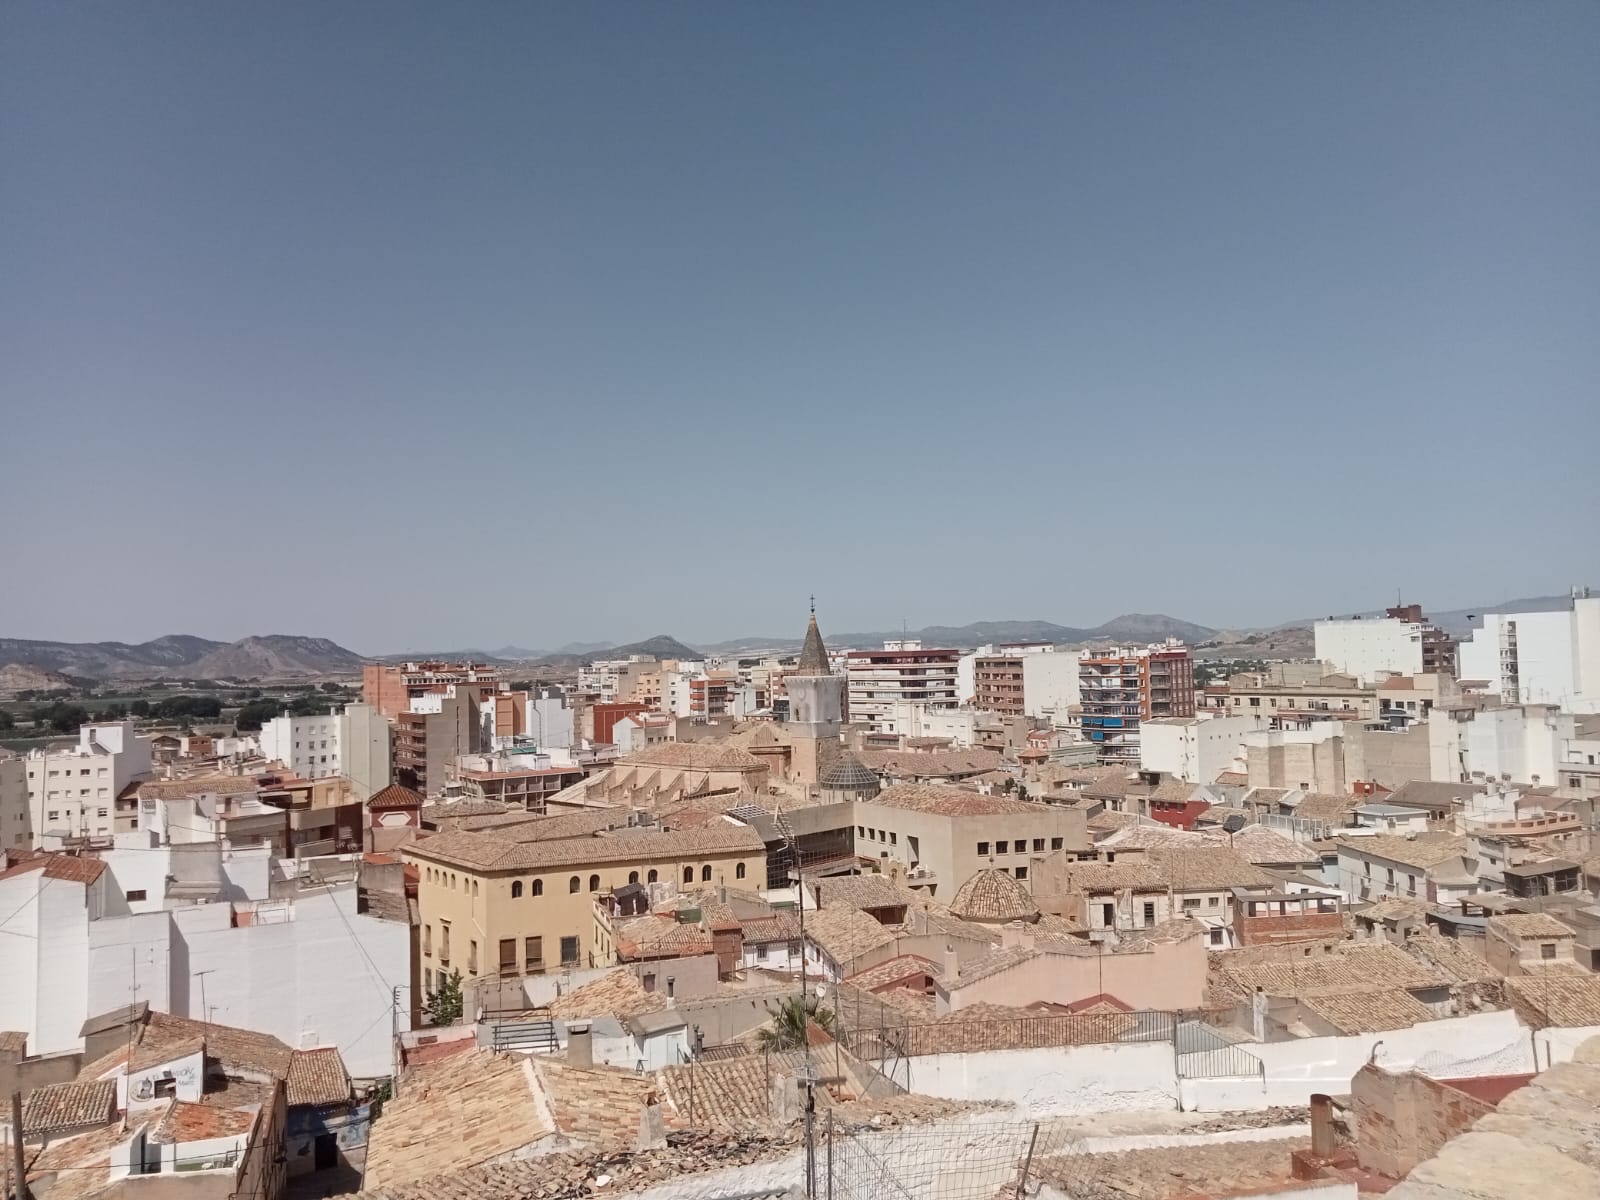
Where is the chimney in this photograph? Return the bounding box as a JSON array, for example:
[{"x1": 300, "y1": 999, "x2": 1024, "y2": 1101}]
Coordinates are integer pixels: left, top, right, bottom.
[
  {"x1": 942, "y1": 942, "x2": 959, "y2": 979},
  {"x1": 1309, "y1": 1094, "x2": 1337, "y2": 1157}
]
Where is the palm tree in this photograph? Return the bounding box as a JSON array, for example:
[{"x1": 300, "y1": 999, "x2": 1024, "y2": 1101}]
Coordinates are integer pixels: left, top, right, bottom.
[{"x1": 757, "y1": 994, "x2": 836, "y2": 1051}]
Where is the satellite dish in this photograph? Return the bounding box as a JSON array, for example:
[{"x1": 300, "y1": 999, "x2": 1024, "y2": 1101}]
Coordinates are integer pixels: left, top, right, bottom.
[{"x1": 1222, "y1": 814, "x2": 1248, "y2": 834}]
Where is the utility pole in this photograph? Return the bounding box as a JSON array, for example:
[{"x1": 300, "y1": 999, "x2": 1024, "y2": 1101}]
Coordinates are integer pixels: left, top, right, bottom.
[
  {"x1": 10, "y1": 1090, "x2": 27, "y2": 1200},
  {"x1": 391, "y1": 986, "x2": 402, "y2": 1098}
]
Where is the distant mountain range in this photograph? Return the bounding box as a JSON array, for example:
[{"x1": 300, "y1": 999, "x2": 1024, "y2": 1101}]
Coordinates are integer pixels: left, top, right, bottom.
[
  {"x1": 701, "y1": 613, "x2": 1220, "y2": 655},
  {"x1": 0, "y1": 634, "x2": 364, "y2": 681}
]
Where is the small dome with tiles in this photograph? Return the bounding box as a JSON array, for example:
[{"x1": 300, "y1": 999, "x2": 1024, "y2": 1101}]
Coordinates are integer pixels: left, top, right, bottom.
[
  {"x1": 949, "y1": 867, "x2": 1040, "y2": 924},
  {"x1": 820, "y1": 754, "x2": 879, "y2": 792}
]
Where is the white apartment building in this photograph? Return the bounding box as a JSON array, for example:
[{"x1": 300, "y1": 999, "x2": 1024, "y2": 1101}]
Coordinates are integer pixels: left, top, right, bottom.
[
  {"x1": 1022, "y1": 651, "x2": 1082, "y2": 724},
  {"x1": 0, "y1": 753, "x2": 28, "y2": 850},
  {"x1": 259, "y1": 712, "x2": 342, "y2": 779},
  {"x1": 577, "y1": 656, "x2": 661, "y2": 703},
  {"x1": 1426, "y1": 704, "x2": 1590, "y2": 791},
  {"x1": 528, "y1": 689, "x2": 575, "y2": 749},
  {"x1": 340, "y1": 702, "x2": 393, "y2": 801},
  {"x1": 0, "y1": 850, "x2": 410, "y2": 1076},
  {"x1": 1457, "y1": 593, "x2": 1600, "y2": 708},
  {"x1": 1140, "y1": 714, "x2": 1257, "y2": 784},
  {"x1": 1314, "y1": 615, "x2": 1425, "y2": 684},
  {"x1": 845, "y1": 640, "x2": 961, "y2": 732},
  {"x1": 25, "y1": 720, "x2": 152, "y2": 845}
]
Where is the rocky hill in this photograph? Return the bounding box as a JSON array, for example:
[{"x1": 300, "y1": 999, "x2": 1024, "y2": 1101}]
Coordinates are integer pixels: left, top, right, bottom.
[
  {"x1": 0, "y1": 662, "x2": 76, "y2": 695},
  {"x1": 187, "y1": 636, "x2": 365, "y2": 680},
  {"x1": 0, "y1": 633, "x2": 362, "y2": 681}
]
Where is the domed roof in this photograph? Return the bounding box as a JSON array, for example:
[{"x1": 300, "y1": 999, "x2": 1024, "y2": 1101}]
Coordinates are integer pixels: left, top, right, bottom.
[
  {"x1": 819, "y1": 754, "x2": 880, "y2": 792},
  {"x1": 949, "y1": 867, "x2": 1040, "y2": 924}
]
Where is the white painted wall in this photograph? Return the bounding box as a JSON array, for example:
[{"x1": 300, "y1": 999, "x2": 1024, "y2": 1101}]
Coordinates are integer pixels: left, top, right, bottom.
[
  {"x1": 1458, "y1": 599, "x2": 1600, "y2": 707},
  {"x1": 170, "y1": 886, "x2": 410, "y2": 1076},
  {"x1": 1140, "y1": 716, "x2": 1254, "y2": 783},
  {"x1": 1178, "y1": 1009, "x2": 1532, "y2": 1111},
  {"x1": 1314, "y1": 619, "x2": 1425, "y2": 685},
  {"x1": 25, "y1": 721, "x2": 151, "y2": 843},
  {"x1": 1022, "y1": 653, "x2": 1081, "y2": 724},
  {"x1": 903, "y1": 1042, "x2": 1179, "y2": 1116},
  {"x1": 89, "y1": 912, "x2": 177, "y2": 1017}
]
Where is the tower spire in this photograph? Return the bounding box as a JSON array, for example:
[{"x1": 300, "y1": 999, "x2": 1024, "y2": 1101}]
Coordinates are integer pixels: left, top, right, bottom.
[{"x1": 797, "y1": 601, "x2": 831, "y2": 675}]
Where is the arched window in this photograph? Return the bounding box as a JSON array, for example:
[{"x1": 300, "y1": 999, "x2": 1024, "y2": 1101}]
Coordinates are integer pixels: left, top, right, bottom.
[
  {"x1": 647, "y1": 869, "x2": 658, "y2": 884},
  {"x1": 511, "y1": 881, "x2": 523, "y2": 899},
  {"x1": 569, "y1": 876, "x2": 580, "y2": 894},
  {"x1": 683, "y1": 866, "x2": 694, "y2": 885},
  {"x1": 588, "y1": 874, "x2": 600, "y2": 892},
  {"x1": 735, "y1": 863, "x2": 746, "y2": 880},
  {"x1": 532, "y1": 879, "x2": 543, "y2": 897},
  {"x1": 628, "y1": 871, "x2": 639, "y2": 885},
  {"x1": 701, "y1": 864, "x2": 712, "y2": 882}
]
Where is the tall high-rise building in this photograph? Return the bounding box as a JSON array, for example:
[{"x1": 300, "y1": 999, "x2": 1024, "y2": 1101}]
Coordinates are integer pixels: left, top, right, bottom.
[
  {"x1": 361, "y1": 661, "x2": 503, "y2": 719},
  {"x1": 845, "y1": 641, "x2": 961, "y2": 732},
  {"x1": 1078, "y1": 641, "x2": 1196, "y2": 763}
]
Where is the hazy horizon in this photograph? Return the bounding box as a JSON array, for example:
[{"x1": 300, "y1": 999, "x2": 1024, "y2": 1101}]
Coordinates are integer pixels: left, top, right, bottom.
[{"x1": 4, "y1": 4, "x2": 1596, "y2": 649}]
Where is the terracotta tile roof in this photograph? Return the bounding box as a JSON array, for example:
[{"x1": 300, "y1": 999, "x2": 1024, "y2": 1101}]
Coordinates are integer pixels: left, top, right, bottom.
[
  {"x1": 405, "y1": 820, "x2": 765, "y2": 873},
  {"x1": 1145, "y1": 847, "x2": 1276, "y2": 891},
  {"x1": 22, "y1": 1117, "x2": 142, "y2": 1200},
  {"x1": 617, "y1": 743, "x2": 765, "y2": 771},
  {"x1": 0, "y1": 852, "x2": 107, "y2": 885},
  {"x1": 1298, "y1": 989, "x2": 1436, "y2": 1034},
  {"x1": 139, "y1": 775, "x2": 262, "y2": 800},
  {"x1": 539, "y1": 1059, "x2": 683, "y2": 1146},
  {"x1": 1401, "y1": 932, "x2": 1499, "y2": 984},
  {"x1": 286, "y1": 1047, "x2": 350, "y2": 1107},
  {"x1": 0, "y1": 1031, "x2": 26, "y2": 1054},
  {"x1": 805, "y1": 904, "x2": 898, "y2": 966},
  {"x1": 1288, "y1": 792, "x2": 1366, "y2": 821},
  {"x1": 1489, "y1": 913, "x2": 1575, "y2": 939},
  {"x1": 22, "y1": 1080, "x2": 117, "y2": 1134},
  {"x1": 363, "y1": 1050, "x2": 553, "y2": 1190},
  {"x1": 658, "y1": 1053, "x2": 806, "y2": 1129},
  {"x1": 866, "y1": 783, "x2": 1043, "y2": 817},
  {"x1": 856, "y1": 749, "x2": 1005, "y2": 779},
  {"x1": 547, "y1": 970, "x2": 670, "y2": 1021},
  {"x1": 1357, "y1": 896, "x2": 1431, "y2": 924},
  {"x1": 1212, "y1": 943, "x2": 1446, "y2": 1001},
  {"x1": 843, "y1": 954, "x2": 943, "y2": 991},
  {"x1": 739, "y1": 911, "x2": 804, "y2": 945},
  {"x1": 155, "y1": 1100, "x2": 258, "y2": 1144},
  {"x1": 1051, "y1": 857, "x2": 1169, "y2": 893},
  {"x1": 1213, "y1": 771, "x2": 1248, "y2": 786},
  {"x1": 1336, "y1": 833, "x2": 1471, "y2": 871},
  {"x1": 807, "y1": 874, "x2": 919, "y2": 912},
  {"x1": 76, "y1": 1011, "x2": 293, "y2": 1083},
  {"x1": 948, "y1": 867, "x2": 1040, "y2": 922},
  {"x1": 1101, "y1": 821, "x2": 1320, "y2": 866},
  {"x1": 615, "y1": 914, "x2": 716, "y2": 959},
  {"x1": 1383, "y1": 780, "x2": 1485, "y2": 813},
  {"x1": 366, "y1": 784, "x2": 424, "y2": 811},
  {"x1": 1506, "y1": 973, "x2": 1600, "y2": 1027}
]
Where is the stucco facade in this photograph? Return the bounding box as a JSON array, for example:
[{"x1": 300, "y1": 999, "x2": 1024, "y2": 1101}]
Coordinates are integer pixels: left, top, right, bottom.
[{"x1": 404, "y1": 826, "x2": 766, "y2": 995}]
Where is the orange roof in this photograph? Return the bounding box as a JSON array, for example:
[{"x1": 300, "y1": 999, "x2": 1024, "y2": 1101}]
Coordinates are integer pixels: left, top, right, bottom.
[{"x1": 0, "y1": 853, "x2": 107, "y2": 886}]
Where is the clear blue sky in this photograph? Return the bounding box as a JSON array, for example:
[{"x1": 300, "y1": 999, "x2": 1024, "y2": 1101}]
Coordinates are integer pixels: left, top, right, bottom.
[{"x1": 3, "y1": 3, "x2": 1596, "y2": 653}]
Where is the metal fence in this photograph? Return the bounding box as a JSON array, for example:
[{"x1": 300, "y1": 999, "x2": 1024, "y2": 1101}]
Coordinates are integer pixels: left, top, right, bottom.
[{"x1": 822, "y1": 1114, "x2": 1104, "y2": 1200}]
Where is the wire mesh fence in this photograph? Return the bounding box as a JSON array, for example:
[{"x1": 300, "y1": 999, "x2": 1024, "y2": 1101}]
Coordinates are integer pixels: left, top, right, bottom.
[{"x1": 822, "y1": 1114, "x2": 1105, "y2": 1200}]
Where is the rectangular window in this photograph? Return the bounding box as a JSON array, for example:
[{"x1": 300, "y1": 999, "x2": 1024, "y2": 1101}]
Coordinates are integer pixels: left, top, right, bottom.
[
  {"x1": 889, "y1": 832, "x2": 897, "y2": 845},
  {"x1": 468, "y1": 940, "x2": 478, "y2": 974},
  {"x1": 1541, "y1": 943, "x2": 1557, "y2": 960},
  {"x1": 1143, "y1": 902, "x2": 1156, "y2": 926},
  {"x1": 127, "y1": 889, "x2": 147, "y2": 902},
  {"x1": 977, "y1": 842, "x2": 989, "y2": 856},
  {"x1": 756, "y1": 944, "x2": 769, "y2": 960},
  {"x1": 499, "y1": 939, "x2": 518, "y2": 975},
  {"x1": 424, "y1": 925, "x2": 432, "y2": 956},
  {"x1": 1013, "y1": 840, "x2": 1026, "y2": 853},
  {"x1": 526, "y1": 937, "x2": 543, "y2": 971},
  {"x1": 1207, "y1": 896, "x2": 1219, "y2": 907},
  {"x1": 995, "y1": 840, "x2": 1007, "y2": 854},
  {"x1": 1051, "y1": 837, "x2": 1063, "y2": 850},
  {"x1": 1182, "y1": 897, "x2": 1201, "y2": 910},
  {"x1": 560, "y1": 935, "x2": 580, "y2": 967},
  {"x1": 1033, "y1": 839, "x2": 1044, "y2": 852},
  {"x1": 1014, "y1": 866, "x2": 1028, "y2": 881},
  {"x1": 440, "y1": 922, "x2": 451, "y2": 964}
]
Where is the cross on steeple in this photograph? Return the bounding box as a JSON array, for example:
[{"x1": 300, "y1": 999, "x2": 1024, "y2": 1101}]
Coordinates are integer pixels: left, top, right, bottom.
[{"x1": 809, "y1": 593, "x2": 815, "y2": 615}]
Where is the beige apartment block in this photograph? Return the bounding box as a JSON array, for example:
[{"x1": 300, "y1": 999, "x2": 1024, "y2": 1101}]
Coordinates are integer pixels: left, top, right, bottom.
[
  {"x1": 404, "y1": 822, "x2": 766, "y2": 992},
  {"x1": 850, "y1": 784, "x2": 1090, "y2": 896}
]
